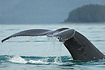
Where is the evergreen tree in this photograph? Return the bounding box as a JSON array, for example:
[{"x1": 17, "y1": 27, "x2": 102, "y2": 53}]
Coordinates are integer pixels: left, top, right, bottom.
[{"x1": 64, "y1": 4, "x2": 105, "y2": 23}]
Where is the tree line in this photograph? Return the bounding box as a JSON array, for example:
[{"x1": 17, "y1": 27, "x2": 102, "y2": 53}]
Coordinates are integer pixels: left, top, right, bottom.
[{"x1": 64, "y1": 4, "x2": 105, "y2": 23}]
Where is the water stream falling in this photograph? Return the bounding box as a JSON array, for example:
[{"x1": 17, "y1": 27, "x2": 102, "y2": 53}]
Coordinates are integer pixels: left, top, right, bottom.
[{"x1": 3, "y1": 36, "x2": 66, "y2": 64}]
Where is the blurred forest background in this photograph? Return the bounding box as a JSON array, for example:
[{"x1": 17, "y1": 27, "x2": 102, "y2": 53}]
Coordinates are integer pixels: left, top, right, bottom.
[{"x1": 64, "y1": 4, "x2": 105, "y2": 23}]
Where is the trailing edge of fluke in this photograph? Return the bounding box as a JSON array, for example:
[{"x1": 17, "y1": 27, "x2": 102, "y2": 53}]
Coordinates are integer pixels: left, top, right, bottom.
[{"x1": 1, "y1": 28, "x2": 105, "y2": 61}]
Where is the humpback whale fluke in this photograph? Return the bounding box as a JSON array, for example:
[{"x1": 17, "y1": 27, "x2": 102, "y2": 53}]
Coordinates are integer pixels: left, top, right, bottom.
[{"x1": 1, "y1": 28, "x2": 105, "y2": 61}]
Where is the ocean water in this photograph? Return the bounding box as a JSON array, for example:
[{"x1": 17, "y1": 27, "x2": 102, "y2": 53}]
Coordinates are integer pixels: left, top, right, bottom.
[{"x1": 0, "y1": 23, "x2": 105, "y2": 70}]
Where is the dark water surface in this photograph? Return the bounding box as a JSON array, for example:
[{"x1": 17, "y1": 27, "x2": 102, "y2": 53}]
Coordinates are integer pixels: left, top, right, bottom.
[{"x1": 0, "y1": 23, "x2": 105, "y2": 70}]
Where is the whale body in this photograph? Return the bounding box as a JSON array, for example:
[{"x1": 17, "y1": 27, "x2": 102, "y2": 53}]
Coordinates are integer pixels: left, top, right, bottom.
[{"x1": 1, "y1": 28, "x2": 105, "y2": 61}]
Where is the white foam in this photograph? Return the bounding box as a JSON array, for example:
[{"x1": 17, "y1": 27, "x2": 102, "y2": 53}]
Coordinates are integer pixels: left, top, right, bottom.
[
  {"x1": 8, "y1": 55, "x2": 68, "y2": 65},
  {"x1": 28, "y1": 60, "x2": 48, "y2": 64},
  {"x1": 9, "y1": 55, "x2": 27, "y2": 64},
  {"x1": 52, "y1": 61, "x2": 63, "y2": 65},
  {"x1": 8, "y1": 56, "x2": 48, "y2": 64}
]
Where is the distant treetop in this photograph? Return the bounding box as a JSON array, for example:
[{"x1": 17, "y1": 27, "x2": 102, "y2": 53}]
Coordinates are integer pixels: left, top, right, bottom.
[{"x1": 64, "y1": 4, "x2": 105, "y2": 23}]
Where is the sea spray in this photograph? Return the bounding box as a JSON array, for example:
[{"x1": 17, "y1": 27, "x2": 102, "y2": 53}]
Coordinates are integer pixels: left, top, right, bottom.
[
  {"x1": 7, "y1": 55, "x2": 63, "y2": 65},
  {"x1": 8, "y1": 55, "x2": 27, "y2": 64},
  {"x1": 3, "y1": 36, "x2": 67, "y2": 64}
]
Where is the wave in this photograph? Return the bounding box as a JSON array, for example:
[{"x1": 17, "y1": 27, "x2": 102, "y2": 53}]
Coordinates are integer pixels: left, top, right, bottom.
[
  {"x1": 91, "y1": 40, "x2": 105, "y2": 42},
  {"x1": 0, "y1": 55, "x2": 105, "y2": 66},
  {"x1": 0, "y1": 55, "x2": 72, "y2": 65}
]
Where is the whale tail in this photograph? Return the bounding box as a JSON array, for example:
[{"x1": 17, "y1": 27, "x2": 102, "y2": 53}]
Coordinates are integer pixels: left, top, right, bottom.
[
  {"x1": 64, "y1": 31, "x2": 105, "y2": 60},
  {"x1": 1, "y1": 28, "x2": 105, "y2": 60}
]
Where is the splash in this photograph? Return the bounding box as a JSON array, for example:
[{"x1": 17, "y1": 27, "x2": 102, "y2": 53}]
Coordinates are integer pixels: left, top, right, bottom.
[
  {"x1": 1, "y1": 55, "x2": 105, "y2": 66},
  {"x1": 8, "y1": 55, "x2": 27, "y2": 64},
  {"x1": 28, "y1": 60, "x2": 49, "y2": 65},
  {"x1": 7, "y1": 55, "x2": 64, "y2": 65},
  {"x1": 2, "y1": 36, "x2": 71, "y2": 65}
]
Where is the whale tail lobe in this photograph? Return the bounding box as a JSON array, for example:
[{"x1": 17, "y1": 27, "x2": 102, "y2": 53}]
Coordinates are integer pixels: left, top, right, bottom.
[{"x1": 1, "y1": 28, "x2": 105, "y2": 60}]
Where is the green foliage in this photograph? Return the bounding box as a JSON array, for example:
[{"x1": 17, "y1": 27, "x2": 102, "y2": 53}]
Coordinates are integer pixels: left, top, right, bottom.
[{"x1": 64, "y1": 4, "x2": 105, "y2": 23}]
